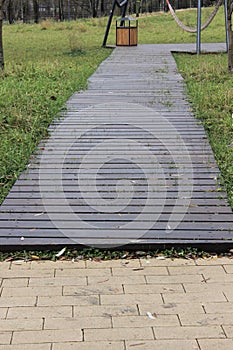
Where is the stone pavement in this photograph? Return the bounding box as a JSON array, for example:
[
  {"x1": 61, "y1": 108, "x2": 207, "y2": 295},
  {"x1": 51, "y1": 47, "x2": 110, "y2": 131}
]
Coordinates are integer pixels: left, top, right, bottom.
[{"x1": 0, "y1": 257, "x2": 233, "y2": 349}]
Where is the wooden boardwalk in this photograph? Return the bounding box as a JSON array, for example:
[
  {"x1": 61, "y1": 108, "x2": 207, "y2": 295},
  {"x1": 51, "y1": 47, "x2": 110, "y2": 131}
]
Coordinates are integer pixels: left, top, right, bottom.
[{"x1": 0, "y1": 43, "x2": 232, "y2": 249}]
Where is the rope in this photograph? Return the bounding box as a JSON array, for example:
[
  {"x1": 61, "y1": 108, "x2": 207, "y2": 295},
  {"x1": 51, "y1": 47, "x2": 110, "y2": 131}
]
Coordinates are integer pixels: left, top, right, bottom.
[{"x1": 166, "y1": 0, "x2": 223, "y2": 33}]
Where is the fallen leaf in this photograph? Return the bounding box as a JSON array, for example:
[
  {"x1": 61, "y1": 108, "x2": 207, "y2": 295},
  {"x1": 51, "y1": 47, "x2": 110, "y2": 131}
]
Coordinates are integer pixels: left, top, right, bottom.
[
  {"x1": 93, "y1": 257, "x2": 102, "y2": 262},
  {"x1": 55, "y1": 247, "x2": 66, "y2": 258},
  {"x1": 146, "y1": 311, "x2": 156, "y2": 320},
  {"x1": 4, "y1": 257, "x2": 14, "y2": 262},
  {"x1": 30, "y1": 255, "x2": 40, "y2": 260}
]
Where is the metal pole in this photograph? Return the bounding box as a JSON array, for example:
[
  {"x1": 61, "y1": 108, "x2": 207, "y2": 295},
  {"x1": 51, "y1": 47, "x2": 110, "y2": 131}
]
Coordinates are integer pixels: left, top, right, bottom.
[
  {"x1": 196, "y1": 0, "x2": 201, "y2": 55},
  {"x1": 224, "y1": 0, "x2": 229, "y2": 52},
  {"x1": 102, "y1": 0, "x2": 116, "y2": 47}
]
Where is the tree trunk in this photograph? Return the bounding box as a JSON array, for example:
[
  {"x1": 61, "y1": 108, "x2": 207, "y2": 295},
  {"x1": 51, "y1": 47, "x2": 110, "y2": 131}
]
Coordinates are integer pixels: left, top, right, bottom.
[
  {"x1": 23, "y1": 0, "x2": 30, "y2": 23},
  {"x1": 58, "y1": 0, "x2": 64, "y2": 21},
  {"x1": 90, "y1": 0, "x2": 99, "y2": 18},
  {"x1": 33, "y1": 0, "x2": 39, "y2": 23},
  {"x1": 228, "y1": 0, "x2": 233, "y2": 72},
  {"x1": 0, "y1": 0, "x2": 5, "y2": 71},
  {"x1": 7, "y1": 0, "x2": 14, "y2": 24}
]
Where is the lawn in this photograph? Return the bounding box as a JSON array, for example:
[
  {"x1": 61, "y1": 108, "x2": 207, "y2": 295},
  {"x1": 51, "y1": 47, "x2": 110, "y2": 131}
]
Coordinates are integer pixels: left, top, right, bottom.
[{"x1": 0, "y1": 7, "x2": 232, "y2": 208}]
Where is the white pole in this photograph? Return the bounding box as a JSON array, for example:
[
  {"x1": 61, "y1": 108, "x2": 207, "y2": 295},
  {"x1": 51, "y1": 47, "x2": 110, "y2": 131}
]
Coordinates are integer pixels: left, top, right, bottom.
[{"x1": 196, "y1": 0, "x2": 201, "y2": 54}]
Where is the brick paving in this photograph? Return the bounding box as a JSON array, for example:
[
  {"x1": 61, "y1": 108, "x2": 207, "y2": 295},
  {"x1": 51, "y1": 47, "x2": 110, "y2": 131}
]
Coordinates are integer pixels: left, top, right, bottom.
[{"x1": 0, "y1": 257, "x2": 233, "y2": 349}]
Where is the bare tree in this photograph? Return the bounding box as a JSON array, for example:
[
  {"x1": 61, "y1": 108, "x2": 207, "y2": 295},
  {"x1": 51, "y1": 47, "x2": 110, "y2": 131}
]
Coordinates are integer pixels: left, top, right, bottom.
[
  {"x1": 228, "y1": 0, "x2": 233, "y2": 72},
  {"x1": 33, "y1": 0, "x2": 39, "y2": 23},
  {"x1": 89, "y1": 0, "x2": 100, "y2": 17},
  {"x1": 7, "y1": 0, "x2": 14, "y2": 23},
  {"x1": 0, "y1": 0, "x2": 5, "y2": 70}
]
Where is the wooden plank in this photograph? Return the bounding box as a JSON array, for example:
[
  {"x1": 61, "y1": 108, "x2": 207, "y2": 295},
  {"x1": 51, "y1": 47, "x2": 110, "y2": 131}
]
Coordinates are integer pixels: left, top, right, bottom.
[{"x1": 0, "y1": 43, "x2": 232, "y2": 248}]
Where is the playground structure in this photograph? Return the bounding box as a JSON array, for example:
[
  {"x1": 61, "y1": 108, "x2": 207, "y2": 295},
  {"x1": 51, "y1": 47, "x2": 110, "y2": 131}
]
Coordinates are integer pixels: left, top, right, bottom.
[{"x1": 103, "y1": 0, "x2": 229, "y2": 53}]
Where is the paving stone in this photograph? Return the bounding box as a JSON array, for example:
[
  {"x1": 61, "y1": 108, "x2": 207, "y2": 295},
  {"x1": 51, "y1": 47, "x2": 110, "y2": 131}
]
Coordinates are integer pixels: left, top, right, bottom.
[
  {"x1": 0, "y1": 270, "x2": 54, "y2": 278},
  {"x1": 153, "y1": 325, "x2": 226, "y2": 339},
  {"x1": 31, "y1": 261, "x2": 86, "y2": 269},
  {"x1": 146, "y1": 274, "x2": 203, "y2": 284},
  {"x1": 0, "y1": 263, "x2": 11, "y2": 270},
  {"x1": 112, "y1": 315, "x2": 179, "y2": 327},
  {"x1": 86, "y1": 259, "x2": 141, "y2": 268},
  {"x1": 163, "y1": 291, "x2": 226, "y2": 304},
  {"x1": 124, "y1": 283, "x2": 183, "y2": 294},
  {"x1": 112, "y1": 266, "x2": 168, "y2": 276},
  {"x1": 198, "y1": 339, "x2": 233, "y2": 350},
  {"x1": 203, "y1": 302, "x2": 233, "y2": 314},
  {"x1": 84, "y1": 327, "x2": 154, "y2": 341},
  {"x1": 183, "y1": 283, "x2": 233, "y2": 293},
  {"x1": 11, "y1": 262, "x2": 31, "y2": 270},
  {"x1": 140, "y1": 258, "x2": 196, "y2": 267},
  {"x1": 53, "y1": 341, "x2": 125, "y2": 350},
  {"x1": 28, "y1": 277, "x2": 87, "y2": 287},
  {"x1": 179, "y1": 313, "x2": 233, "y2": 326},
  {"x1": 0, "y1": 296, "x2": 36, "y2": 307},
  {"x1": 45, "y1": 316, "x2": 111, "y2": 329},
  {"x1": 38, "y1": 295, "x2": 99, "y2": 307},
  {"x1": 63, "y1": 284, "x2": 124, "y2": 296},
  {"x1": 223, "y1": 265, "x2": 233, "y2": 274},
  {"x1": 88, "y1": 275, "x2": 146, "y2": 285},
  {"x1": 196, "y1": 257, "x2": 233, "y2": 266},
  {"x1": 2, "y1": 278, "x2": 29, "y2": 287},
  {"x1": 126, "y1": 340, "x2": 199, "y2": 349},
  {"x1": 203, "y1": 273, "x2": 233, "y2": 283},
  {"x1": 0, "y1": 332, "x2": 12, "y2": 344},
  {"x1": 138, "y1": 303, "x2": 205, "y2": 315},
  {"x1": 74, "y1": 304, "x2": 138, "y2": 317},
  {"x1": 55, "y1": 268, "x2": 111, "y2": 277},
  {"x1": 12, "y1": 329, "x2": 82, "y2": 344},
  {"x1": 101, "y1": 293, "x2": 163, "y2": 305},
  {"x1": 0, "y1": 308, "x2": 7, "y2": 319},
  {"x1": 0, "y1": 318, "x2": 42, "y2": 331},
  {"x1": 168, "y1": 266, "x2": 226, "y2": 276},
  {"x1": 7, "y1": 306, "x2": 72, "y2": 319},
  {"x1": 1, "y1": 286, "x2": 62, "y2": 297},
  {"x1": 222, "y1": 325, "x2": 233, "y2": 338},
  {"x1": 0, "y1": 345, "x2": 51, "y2": 350}
]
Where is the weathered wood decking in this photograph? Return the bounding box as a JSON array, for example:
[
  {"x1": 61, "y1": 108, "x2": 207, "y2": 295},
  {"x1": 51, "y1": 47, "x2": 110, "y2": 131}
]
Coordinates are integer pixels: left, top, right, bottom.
[{"x1": 0, "y1": 43, "x2": 232, "y2": 249}]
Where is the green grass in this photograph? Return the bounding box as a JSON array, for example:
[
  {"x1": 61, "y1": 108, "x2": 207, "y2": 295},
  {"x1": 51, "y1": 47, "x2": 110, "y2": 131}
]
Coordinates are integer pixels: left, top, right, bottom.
[
  {"x1": 0, "y1": 20, "x2": 111, "y2": 202},
  {"x1": 0, "y1": 246, "x2": 224, "y2": 262},
  {"x1": 0, "y1": 7, "x2": 230, "y2": 206},
  {"x1": 174, "y1": 53, "x2": 233, "y2": 208},
  {"x1": 136, "y1": 7, "x2": 226, "y2": 44}
]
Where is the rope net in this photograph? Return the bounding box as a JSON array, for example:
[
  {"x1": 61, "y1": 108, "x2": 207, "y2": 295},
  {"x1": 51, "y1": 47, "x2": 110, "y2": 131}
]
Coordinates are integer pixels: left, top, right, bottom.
[{"x1": 166, "y1": 0, "x2": 223, "y2": 33}]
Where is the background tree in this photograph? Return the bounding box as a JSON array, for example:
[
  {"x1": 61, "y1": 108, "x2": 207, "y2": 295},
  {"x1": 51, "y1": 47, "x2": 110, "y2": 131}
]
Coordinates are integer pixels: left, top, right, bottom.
[
  {"x1": 7, "y1": 0, "x2": 14, "y2": 24},
  {"x1": 0, "y1": 0, "x2": 5, "y2": 70},
  {"x1": 33, "y1": 0, "x2": 39, "y2": 23},
  {"x1": 227, "y1": 0, "x2": 233, "y2": 71}
]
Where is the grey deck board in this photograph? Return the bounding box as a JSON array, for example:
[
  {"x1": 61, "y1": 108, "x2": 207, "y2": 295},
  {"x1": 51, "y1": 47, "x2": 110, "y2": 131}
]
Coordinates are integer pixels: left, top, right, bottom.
[{"x1": 0, "y1": 43, "x2": 232, "y2": 249}]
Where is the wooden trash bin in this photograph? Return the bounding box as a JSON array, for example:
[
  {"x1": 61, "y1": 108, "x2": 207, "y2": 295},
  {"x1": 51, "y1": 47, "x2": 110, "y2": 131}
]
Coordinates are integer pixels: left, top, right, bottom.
[{"x1": 116, "y1": 17, "x2": 138, "y2": 46}]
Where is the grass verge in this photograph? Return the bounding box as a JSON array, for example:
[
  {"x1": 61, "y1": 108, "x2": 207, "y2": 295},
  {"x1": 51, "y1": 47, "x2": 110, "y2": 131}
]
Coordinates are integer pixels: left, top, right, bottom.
[
  {"x1": 0, "y1": 246, "x2": 231, "y2": 262},
  {"x1": 174, "y1": 53, "x2": 233, "y2": 208},
  {"x1": 0, "y1": 20, "x2": 111, "y2": 203}
]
